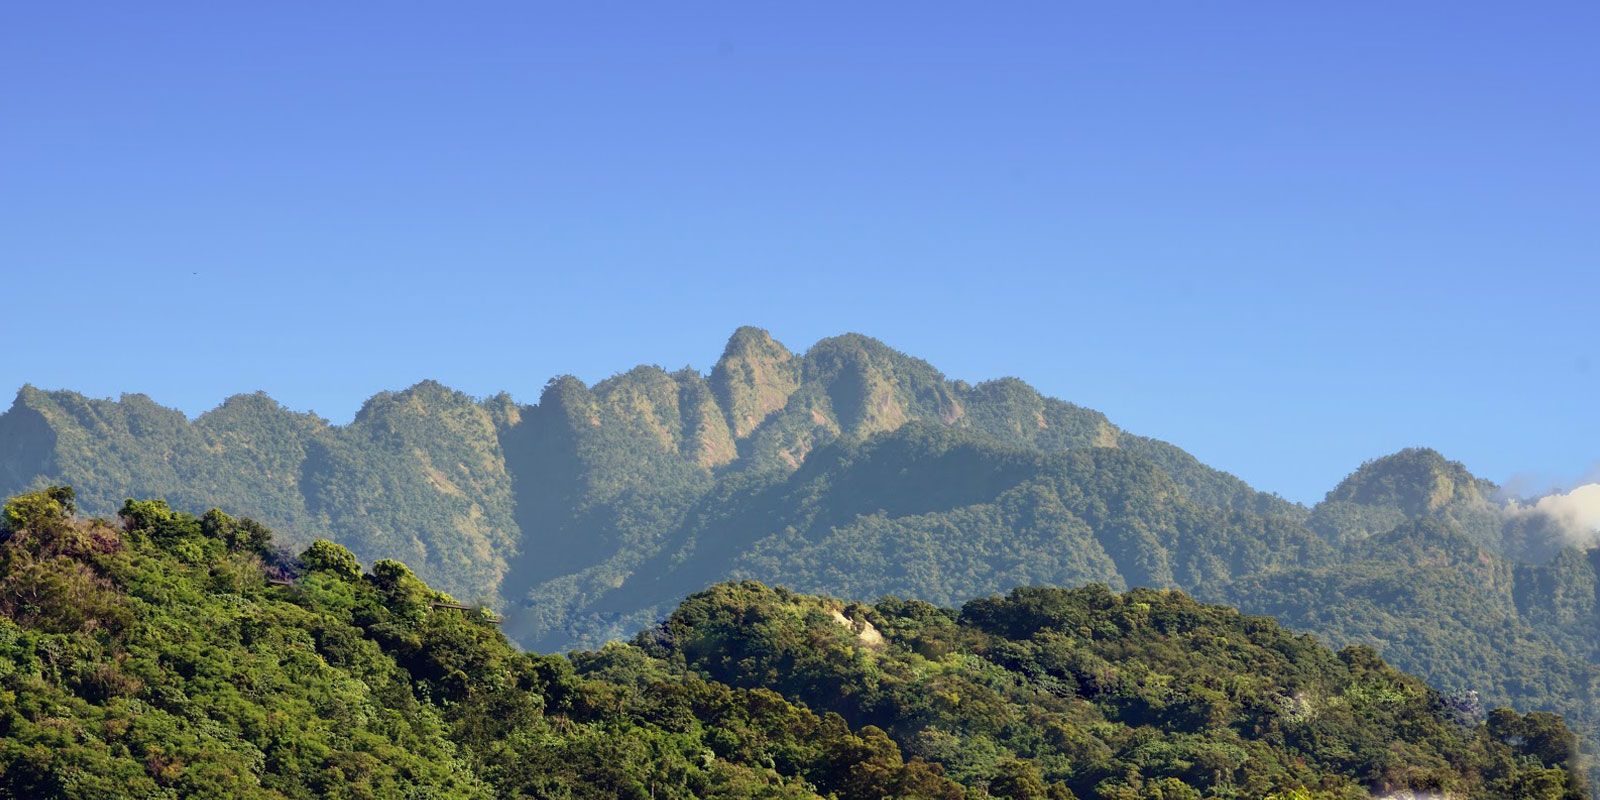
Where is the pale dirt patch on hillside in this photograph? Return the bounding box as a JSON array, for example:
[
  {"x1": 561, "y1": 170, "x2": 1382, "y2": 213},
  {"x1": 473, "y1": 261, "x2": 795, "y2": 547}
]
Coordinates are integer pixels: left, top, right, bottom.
[{"x1": 830, "y1": 609, "x2": 885, "y2": 649}]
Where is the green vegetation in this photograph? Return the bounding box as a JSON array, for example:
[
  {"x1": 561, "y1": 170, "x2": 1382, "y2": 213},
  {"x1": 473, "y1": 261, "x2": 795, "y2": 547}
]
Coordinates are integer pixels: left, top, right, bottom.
[
  {"x1": 1, "y1": 487, "x2": 1585, "y2": 799},
  {"x1": 0, "y1": 330, "x2": 1302, "y2": 647},
  {"x1": 1217, "y1": 520, "x2": 1600, "y2": 790},
  {"x1": 644, "y1": 580, "x2": 1587, "y2": 799},
  {"x1": 546, "y1": 423, "x2": 1330, "y2": 652},
  {"x1": 0, "y1": 382, "x2": 516, "y2": 608},
  {"x1": 3, "y1": 329, "x2": 1599, "y2": 791},
  {"x1": 1308, "y1": 449, "x2": 1506, "y2": 551}
]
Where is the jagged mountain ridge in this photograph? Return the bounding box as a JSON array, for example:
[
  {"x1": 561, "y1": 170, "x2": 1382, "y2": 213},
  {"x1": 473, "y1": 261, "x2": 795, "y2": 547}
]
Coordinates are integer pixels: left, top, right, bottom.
[{"x1": 0, "y1": 328, "x2": 1296, "y2": 615}]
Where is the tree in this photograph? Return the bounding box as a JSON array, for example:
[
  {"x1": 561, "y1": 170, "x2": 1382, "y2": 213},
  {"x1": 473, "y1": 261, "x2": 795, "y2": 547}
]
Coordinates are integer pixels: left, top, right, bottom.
[
  {"x1": 301, "y1": 539, "x2": 362, "y2": 581},
  {"x1": 990, "y1": 759, "x2": 1049, "y2": 800},
  {"x1": 1, "y1": 485, "x2": 75, "y2": 535},
  {"x1": 200, "y1": 508, "x2": 273, "y2": 554}
]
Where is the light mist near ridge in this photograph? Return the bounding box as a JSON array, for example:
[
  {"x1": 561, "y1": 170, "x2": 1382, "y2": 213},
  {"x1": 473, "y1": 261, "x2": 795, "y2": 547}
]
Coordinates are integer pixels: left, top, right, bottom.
[{"x1": 1505, "y1": 484, "x2": 1600, "y2": 549}]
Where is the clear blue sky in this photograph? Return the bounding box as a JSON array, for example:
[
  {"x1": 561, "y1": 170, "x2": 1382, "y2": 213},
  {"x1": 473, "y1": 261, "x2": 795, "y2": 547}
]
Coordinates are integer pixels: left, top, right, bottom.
[{"x1": 3, "y1": 3, "x2": 1596, "y2": 504}]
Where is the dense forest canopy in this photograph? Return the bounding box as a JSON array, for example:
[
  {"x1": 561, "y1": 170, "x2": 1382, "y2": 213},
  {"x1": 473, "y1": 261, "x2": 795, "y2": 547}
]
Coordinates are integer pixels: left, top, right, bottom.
[
  {"x1": 0, "y1": 487, "x2": 1587, "y2": 799},
  {"x1": 3, "y1": 330, "x2": 1598, "y2": 791}
]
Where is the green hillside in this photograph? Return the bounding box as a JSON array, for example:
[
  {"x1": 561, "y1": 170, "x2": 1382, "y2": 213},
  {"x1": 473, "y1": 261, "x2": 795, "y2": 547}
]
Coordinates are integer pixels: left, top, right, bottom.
[
  {"x1": 0, "y1": 381, "x2": 518, "y2": 608},
  {"x1": 1218, "y1": 519, "x2": 1600, "y2": 785},
  {"x1": 530, "y1": 423, "x2": 1331, "y2": 650},
  {"x1": 0, "y1": 329, "x2": 1295, "y2": 640},
  {"x1": 1, "y1": 487, "x2": 1584, "y2": 799},
  {"x1": 4, "y1": 330, "x2": 1600, "y2": 789},
  {"x1": 1308, "y1": 449, "x2": 1507, "y2": 551}
]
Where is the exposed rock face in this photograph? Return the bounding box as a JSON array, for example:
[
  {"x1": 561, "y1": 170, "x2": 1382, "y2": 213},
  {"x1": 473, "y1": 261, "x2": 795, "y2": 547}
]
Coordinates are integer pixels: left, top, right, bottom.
[
  {"x1": 710, "y1": 326, "x2": 800, "y2": 439},
  {"x1": 828, "y1": 608, "x2": 885, "y2": 649},
  {"x1": 675, "y1": 371, "x2": 738, "y2": 469}
]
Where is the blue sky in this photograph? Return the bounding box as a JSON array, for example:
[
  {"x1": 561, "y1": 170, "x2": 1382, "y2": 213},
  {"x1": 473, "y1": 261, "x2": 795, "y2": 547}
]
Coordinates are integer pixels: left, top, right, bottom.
[{"x1": 3, "y1": 3, "x2": 1596, "y2": 504}]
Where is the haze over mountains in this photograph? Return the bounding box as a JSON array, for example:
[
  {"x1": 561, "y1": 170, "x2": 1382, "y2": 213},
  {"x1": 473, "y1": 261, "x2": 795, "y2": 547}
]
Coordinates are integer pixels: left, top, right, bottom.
[{"x1": 3, "y1": 328, "x2": 1599, "y2": 775}]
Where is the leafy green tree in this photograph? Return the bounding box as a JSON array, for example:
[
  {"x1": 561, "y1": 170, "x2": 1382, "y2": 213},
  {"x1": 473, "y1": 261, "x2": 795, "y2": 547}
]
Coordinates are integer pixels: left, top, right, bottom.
[
  {"x1": 199, "y1": 507, "x2": 272, "y2": 554},
  {"x1": 991, "y1": 759, "x2": 1049, "y2": 800},
  {"x1": 301, "y1": 539, "x2": 362, "y2": 581},
  {"x1": 1, "y1": 485, "x2": 74, "y2": 535}
]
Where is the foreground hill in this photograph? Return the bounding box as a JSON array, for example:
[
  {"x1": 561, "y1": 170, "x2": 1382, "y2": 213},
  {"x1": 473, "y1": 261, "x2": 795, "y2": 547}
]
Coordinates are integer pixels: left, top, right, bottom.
[
  {"x1": 1217, "y1": 518, "x2": 1600, "y2": 786},
  {"x1": 0, "y1": 488, "x2": 1585, "y2": 799}
]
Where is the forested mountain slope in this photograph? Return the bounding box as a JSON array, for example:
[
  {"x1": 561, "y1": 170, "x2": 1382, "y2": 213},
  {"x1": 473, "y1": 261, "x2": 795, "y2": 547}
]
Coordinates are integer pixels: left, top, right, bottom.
[
  {"x1": 1, "y1": 488, "x2": 1584, "y2": 800},
  {"x1": 533, "y1": 423, "x2": 1331, "y2": 649},
  {"x1": 0, "y1": 382, "x2": 519, "y2": 607},
  {"x1": 1217, "y1": 518, "x2": 1600, "y2": 790},
  {"x1": 1307, "y1": 448, "x2": 1507, "y2": 551},
  {"x1": 4, "y1": 330, "x2": 1600, "y2": 788},
  {"x1": 0, "y1": 328, "x2": 1296, "y2": 639}
]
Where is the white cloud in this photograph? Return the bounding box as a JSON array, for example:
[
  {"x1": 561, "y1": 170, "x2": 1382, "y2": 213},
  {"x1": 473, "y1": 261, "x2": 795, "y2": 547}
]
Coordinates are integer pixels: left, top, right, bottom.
[{"x1": 1505, "y1": 483, "x2": 1600, "y2": 548}]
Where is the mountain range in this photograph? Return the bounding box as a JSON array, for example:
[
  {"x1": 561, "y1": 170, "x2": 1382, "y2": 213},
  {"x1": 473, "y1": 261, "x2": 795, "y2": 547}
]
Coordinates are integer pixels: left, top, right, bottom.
[{"x1": 3, "y1": 328, "x2": 1597, "y2": 777}]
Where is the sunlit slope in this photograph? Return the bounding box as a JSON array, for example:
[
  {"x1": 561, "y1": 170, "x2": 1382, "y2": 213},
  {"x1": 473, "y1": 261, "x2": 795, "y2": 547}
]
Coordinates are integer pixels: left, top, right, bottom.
[
  {"x1": 8, "y1": 330, "x2": 1600, "y2": 789},
  {"x1": 0, "y1": 382, "x2": 518, "y2": 605},
  {"x1": 528, "y1": 422, "x2": 1330, "y2": 649},
  {"x1": 1, "y1": 488, "x2": 1584, "y2": 800},
  {"x1": 0, "y1": 328, "x2": 1292, "y2": 632}
]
